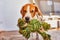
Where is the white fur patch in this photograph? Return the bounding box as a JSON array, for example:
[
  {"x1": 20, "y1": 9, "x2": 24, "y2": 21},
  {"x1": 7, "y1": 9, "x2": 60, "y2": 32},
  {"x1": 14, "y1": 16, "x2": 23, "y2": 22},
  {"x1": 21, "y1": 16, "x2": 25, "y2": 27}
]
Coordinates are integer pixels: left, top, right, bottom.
[{"x1": 24, "y1": 5, "x2": 32, "y2": 20}]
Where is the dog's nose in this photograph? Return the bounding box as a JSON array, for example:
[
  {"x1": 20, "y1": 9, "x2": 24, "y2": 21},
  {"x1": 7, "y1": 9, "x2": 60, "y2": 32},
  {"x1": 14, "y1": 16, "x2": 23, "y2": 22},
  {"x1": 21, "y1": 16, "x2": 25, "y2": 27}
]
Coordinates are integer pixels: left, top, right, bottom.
[{"x1": 25, "y1": 17, "x2": 30, "y2": 21}]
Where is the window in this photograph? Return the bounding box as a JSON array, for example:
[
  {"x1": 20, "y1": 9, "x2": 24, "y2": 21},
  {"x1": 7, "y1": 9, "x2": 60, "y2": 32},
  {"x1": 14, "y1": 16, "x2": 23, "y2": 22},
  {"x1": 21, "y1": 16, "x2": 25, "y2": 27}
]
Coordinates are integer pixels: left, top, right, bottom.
[{"x1": 35, "y1": 0, "x2": 60, "y2": 15}]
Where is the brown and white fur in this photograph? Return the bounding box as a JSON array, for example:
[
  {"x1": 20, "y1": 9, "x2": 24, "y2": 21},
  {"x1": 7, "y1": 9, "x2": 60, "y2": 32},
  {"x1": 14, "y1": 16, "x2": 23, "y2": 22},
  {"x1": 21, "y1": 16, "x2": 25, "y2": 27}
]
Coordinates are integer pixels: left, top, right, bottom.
[{"x1": 20, "y1": 4, "x2": 43, "y2": 23}]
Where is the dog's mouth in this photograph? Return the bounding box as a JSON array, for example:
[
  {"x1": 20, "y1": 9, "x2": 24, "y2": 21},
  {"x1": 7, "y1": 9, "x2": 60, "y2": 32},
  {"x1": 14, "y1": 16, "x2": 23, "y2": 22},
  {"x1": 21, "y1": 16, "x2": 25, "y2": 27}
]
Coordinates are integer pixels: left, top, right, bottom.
[
  {"x1": 25, "y1": 20, "x2": 30, "y2": 23},
  {"x1": 25, "y1": 17, "x2": 30, "y2": 23}
]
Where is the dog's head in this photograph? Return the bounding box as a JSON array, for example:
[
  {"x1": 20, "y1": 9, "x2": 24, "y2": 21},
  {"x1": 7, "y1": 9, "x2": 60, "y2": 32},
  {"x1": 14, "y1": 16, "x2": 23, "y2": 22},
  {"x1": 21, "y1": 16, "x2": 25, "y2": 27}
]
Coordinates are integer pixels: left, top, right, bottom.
[{"x1": 20, "y1": 4, "x2": 42, "y2": 23}]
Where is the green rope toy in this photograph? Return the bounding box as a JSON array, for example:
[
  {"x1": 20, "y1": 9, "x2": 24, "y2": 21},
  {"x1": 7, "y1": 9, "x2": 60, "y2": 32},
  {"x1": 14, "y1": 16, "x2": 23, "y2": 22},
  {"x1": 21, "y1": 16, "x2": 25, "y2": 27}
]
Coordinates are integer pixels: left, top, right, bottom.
[{"x1": 17, "y1": 18, "x2": 51, "y2": 40}]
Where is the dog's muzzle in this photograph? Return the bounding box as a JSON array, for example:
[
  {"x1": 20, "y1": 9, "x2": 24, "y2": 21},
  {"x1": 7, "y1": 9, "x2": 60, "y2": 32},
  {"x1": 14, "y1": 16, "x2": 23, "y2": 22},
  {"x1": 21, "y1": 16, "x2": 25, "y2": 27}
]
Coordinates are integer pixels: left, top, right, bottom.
[{"x1": 25, "y1": 17, "x2": 30, "y2": 23}]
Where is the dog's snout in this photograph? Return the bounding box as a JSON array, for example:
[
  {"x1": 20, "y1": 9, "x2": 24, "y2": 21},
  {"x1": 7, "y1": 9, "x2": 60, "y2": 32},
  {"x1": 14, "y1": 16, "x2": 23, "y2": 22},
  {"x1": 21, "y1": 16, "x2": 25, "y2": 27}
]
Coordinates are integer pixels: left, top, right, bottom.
[{"x1": 25, "y1": 17, "x2": 30, "y2": 21}]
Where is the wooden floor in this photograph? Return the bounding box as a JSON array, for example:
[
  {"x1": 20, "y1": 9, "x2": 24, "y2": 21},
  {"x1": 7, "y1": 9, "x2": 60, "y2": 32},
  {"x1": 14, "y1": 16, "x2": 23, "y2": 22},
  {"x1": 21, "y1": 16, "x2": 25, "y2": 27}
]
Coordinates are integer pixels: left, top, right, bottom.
[{"x1": 0, "y1": 29, "x2": 60, "y2": 40}]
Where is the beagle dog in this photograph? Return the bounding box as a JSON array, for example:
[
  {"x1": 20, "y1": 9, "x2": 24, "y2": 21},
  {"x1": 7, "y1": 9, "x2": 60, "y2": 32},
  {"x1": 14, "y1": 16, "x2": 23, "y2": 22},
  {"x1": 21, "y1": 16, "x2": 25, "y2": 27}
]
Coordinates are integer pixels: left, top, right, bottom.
[
  {"x1": 20, "y1": 4, "x2": 45, "y2": 39},
  {"x1": 20, "y1": 4, "x2": 43, "y2": 23}
]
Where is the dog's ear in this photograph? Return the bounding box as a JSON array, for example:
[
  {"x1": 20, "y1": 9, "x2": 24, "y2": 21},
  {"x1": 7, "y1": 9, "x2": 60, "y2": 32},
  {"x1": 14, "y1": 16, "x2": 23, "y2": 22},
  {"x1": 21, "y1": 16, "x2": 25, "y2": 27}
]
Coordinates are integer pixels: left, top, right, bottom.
[
  {"x1": 35, "y1": 6, "x2": 42, "y2": 16},
  {"x1": 20, "y1": 6, "x2": 24, "y2": 14},
  {"x1": 20, "y1": 6, "x2": 25, "y2": 18}
]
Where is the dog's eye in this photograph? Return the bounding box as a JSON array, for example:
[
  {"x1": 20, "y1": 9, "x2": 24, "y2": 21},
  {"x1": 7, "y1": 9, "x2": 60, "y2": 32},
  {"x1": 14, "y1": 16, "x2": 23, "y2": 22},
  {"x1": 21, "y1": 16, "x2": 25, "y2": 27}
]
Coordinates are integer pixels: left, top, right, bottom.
[{"x1": 30, "y1": 10, "x2": 34, "y2": 13}]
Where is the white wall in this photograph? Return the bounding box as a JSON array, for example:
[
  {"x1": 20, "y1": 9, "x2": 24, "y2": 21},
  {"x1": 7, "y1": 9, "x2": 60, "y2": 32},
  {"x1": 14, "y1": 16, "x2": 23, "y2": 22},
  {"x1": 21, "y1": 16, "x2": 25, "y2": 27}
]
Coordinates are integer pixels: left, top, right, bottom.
[{"x1": 0, "y1": 0, "x2": 30, "y2": 31}]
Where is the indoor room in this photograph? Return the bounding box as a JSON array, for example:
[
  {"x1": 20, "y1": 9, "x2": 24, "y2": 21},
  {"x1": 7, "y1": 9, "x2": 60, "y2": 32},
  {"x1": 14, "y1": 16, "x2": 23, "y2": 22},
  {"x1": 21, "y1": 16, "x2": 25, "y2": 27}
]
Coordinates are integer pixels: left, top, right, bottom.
[{"x1": 0, "y1": 0, "x2": 60, "y2": 40}]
